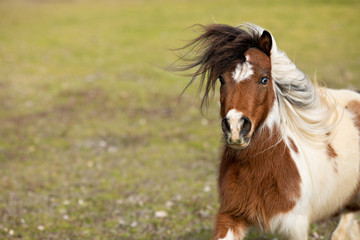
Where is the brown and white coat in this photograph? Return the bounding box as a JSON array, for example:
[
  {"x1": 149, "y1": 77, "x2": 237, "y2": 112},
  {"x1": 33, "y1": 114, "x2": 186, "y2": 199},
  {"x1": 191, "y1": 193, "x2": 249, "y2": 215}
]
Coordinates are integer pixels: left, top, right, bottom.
[{"x1": 176, "y1": 23, "x2": 360, "y2": 240}]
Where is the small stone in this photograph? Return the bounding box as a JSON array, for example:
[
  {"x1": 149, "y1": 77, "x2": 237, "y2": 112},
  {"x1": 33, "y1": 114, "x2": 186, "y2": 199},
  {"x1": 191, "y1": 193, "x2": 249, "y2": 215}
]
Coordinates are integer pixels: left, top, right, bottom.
[
  {"x1": 130, "y1": 221, "x2": 137, "y2": 228},
  {"x1": 166, "y1": 201, "x2": 174, "y2": 208},
  {"x1": 198, "y1": 210, "x2": 209, "y2": 218},
  {"x1": 37, "y1": 225, "x2": 45, "y2": 231},
  {"x1": 99, "y1": 140, "x2": 107, "y2": 148},
  {"x1": 203, "y1": 185, "x2": 211, "y2": 192},
  {"x1": 118, "y1": 218, "x2": 126, "y2": 226},
  {"x1": 155, "y1": 210, "x2": 168, "y2": 218},
  {"x1": 312, "y1": 232, "x2": 320, "y2": 239}
]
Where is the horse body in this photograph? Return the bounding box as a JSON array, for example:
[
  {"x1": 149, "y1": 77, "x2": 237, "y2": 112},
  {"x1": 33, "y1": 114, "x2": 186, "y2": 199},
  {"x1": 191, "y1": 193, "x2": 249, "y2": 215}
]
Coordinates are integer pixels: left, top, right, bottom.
[
  {"x1": 176, "y1": 23, "x2": 360, "y2": 239},
  {"x1": 305, "y1": 89, "x2": 360, "y2": 222},
  {"x1": 269, "y1": 88, "x2": 360, "y2": 239},
  {"x1": 217, "y1": 88, "x2": 360, "y2": 240}
]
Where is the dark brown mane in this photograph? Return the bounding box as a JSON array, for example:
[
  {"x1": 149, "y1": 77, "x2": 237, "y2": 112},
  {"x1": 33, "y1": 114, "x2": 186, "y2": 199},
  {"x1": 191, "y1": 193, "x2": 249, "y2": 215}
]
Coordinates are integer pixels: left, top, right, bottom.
[{"x1": 174, "y1": 24, "x2": 262, "y2": 110}]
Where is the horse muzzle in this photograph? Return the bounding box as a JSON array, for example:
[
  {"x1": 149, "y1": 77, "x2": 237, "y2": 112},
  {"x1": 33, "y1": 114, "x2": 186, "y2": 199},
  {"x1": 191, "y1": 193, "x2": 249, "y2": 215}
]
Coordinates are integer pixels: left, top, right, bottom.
[{"x1": 221, "y1": 111, "x2": 252, "y2": 149}]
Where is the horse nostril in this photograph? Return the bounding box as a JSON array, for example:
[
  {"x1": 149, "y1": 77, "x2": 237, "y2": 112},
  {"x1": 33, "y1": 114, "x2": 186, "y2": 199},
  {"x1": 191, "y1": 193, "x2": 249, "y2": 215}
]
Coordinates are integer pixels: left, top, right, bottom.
[
  {"x1": 240, "y1": 117, "x2": 252, "y2": 136},
  {"x1": 221, "y1": 118, "x2": 231, "y2": 134}
]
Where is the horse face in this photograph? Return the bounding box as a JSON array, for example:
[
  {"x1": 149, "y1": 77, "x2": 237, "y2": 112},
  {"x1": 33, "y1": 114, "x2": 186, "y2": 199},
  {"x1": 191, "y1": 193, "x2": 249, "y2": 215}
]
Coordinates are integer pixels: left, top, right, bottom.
[{"x1": 219, "y1": 47, "x2": 275, "y2": 149}]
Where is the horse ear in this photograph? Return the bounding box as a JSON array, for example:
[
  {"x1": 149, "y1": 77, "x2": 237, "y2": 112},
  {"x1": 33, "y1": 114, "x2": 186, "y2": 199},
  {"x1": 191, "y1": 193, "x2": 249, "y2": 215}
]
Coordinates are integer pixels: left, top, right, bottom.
[{"x1": 258, "y1": 30, "x2": 272, "y2": 56}]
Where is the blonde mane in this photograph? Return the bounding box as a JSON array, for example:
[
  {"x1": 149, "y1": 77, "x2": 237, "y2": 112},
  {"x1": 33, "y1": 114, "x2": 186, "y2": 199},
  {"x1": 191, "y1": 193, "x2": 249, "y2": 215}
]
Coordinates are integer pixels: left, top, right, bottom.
[{"x1": 243, "y1": 24, "x2": 341, "y2": 145}]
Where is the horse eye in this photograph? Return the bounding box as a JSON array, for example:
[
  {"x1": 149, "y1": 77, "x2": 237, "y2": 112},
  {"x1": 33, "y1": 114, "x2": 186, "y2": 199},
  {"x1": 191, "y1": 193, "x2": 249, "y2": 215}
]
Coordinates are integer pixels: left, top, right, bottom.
[
  {"x1": 218, "y1": 76, "x2": 225, "y2": 85},
  {"x1": 260, "y1": 77, "x2": 268, "y2": 85}
]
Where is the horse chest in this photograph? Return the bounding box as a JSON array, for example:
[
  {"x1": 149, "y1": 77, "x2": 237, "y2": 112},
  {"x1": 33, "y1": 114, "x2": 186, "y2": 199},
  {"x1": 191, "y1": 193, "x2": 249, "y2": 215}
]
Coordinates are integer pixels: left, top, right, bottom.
[{"x1": 218, "y1": 140, "x2": 301, "y2": 226}]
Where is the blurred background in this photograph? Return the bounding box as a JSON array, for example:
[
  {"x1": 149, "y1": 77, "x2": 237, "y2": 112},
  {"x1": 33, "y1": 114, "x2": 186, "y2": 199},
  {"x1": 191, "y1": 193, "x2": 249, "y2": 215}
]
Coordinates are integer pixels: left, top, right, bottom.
[{"x1": 0, "y1": 0, "x2": 359, "y2": 239}]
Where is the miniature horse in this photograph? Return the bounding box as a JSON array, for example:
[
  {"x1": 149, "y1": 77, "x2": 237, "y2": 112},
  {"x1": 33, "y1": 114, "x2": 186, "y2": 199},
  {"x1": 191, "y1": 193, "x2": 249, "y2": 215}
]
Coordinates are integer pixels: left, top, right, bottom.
[{"x1": 176, "y1": 23, "x2": 360, "y2": 239}]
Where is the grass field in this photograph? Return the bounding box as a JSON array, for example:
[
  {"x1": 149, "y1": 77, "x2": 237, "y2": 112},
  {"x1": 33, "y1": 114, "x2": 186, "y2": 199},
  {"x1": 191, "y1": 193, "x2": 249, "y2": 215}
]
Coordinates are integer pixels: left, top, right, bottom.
[{"x1": 0, "y1": 0, "x2": 359, "y2": 239}]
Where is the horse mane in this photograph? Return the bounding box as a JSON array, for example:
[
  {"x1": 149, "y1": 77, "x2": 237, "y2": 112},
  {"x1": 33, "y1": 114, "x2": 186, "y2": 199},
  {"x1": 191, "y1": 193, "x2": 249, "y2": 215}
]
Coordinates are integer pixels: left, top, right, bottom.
[
  {"x1": 174, "y1": 24, "x2": 262, "y2": 110},
  {"x1": 176, "y1": 23, "x2": 340, "y2": 145},
  {"x1": 248, "y1": 23, "x2": 341, "y2": 144}
]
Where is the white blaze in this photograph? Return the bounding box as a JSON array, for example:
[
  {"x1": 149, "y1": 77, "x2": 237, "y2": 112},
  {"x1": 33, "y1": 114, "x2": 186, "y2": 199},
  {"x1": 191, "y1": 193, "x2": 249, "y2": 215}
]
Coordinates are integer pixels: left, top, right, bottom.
[
  {"x1": 226, "y1": 109, "x2": 243, "y2": 130},
  {"x1": 232, "y1": 54, "x2": 253, "y2": 83},
  {"x1": 226, "y1": 109, "x2": 244, "y2": 141}
]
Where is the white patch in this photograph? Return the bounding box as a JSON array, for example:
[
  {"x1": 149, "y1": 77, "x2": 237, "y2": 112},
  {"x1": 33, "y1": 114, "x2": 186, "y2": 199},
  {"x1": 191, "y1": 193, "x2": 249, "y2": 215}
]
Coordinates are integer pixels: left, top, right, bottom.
[
  {"x1": 232, "y1": 55, "x2": 253, "y2": 83},
  {"x1": 269, "y1": 211, "x2": 309, "y2": 240},
  {"x1": 226, "y1": 109, "x2": 243, "y2": 127},
  {"x1": 226, "y1": 109, "x2": 244, "y2": 141},
  {"x1": 262, "y1": 96, "x2": 280, "y2": 131},
  {"x1": 219, "y1": 229, "x2": 235, "y2": 240}
]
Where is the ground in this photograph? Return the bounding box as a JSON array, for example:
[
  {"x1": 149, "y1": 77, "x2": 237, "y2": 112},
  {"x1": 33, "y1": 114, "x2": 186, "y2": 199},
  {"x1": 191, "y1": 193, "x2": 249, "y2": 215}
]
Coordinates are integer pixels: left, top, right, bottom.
[{"x1": 0, "y1": 0, "x2": 359, "y2": 239}]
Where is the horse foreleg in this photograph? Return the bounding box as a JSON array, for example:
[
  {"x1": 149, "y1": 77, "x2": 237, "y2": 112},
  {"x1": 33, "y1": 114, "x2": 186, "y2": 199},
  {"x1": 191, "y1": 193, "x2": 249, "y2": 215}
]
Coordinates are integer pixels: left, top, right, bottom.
[
  {"x1": 213, "y1": 213, "x2": 249, "y2": 240},
  {"x1": 331, "y1": 212, "x2": 360, "y2": 240}
]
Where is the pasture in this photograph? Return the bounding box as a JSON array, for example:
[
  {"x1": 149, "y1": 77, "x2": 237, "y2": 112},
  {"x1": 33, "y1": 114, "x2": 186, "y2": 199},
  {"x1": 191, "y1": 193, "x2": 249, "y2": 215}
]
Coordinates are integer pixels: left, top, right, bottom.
[{"x1": 0, "y1": 0, "x2": 359, "y2": 239}]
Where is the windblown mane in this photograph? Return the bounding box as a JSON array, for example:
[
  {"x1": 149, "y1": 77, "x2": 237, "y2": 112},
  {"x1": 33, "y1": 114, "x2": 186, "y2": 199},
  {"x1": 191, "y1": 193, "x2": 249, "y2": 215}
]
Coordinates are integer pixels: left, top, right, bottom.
[
  {"x1": 250, "y1": 23, "x2": 341, "y2": 144},
  {"x1": 176, "y1": 23, "x2": 340, "y2": 144},
  {"x1": 175, "y1": 24, "x2": 262, "y2": 109}
]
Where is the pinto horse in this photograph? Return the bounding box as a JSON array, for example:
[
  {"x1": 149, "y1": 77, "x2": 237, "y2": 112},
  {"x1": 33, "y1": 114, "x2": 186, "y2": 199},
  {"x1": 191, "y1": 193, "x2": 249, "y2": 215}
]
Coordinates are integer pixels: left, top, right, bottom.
[{"x1": 176, "y1": 23, "x2": 360, "y2": 239}]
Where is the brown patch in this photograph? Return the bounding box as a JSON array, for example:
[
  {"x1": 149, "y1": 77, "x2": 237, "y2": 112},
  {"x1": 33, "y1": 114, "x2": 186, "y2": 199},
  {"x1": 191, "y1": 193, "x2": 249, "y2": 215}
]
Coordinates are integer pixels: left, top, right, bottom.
[
  {"x1": 288, "y1": 137, "x2": 299, "y2": 153},
  {"x1": 327, "y1": 144, "x2": 338, "y2": 173},
  {"x1": 215, "y1": 126, "x2": 301, "y2": 234},
  {"x1": 327, "y1": 144, "x2": 338, "y2": 159},
  {"x1": 213, "y1": 213, "x2": 249, "y2": 240},
  {"x1": 345, "y1": 100, "x2": 360, "y2": 132}
]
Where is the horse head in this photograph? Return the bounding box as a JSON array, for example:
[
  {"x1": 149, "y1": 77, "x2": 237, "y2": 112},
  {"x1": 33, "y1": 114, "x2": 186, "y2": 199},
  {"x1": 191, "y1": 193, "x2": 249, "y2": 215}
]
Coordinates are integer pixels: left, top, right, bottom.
[
  {"x1": 176, "y1": 24, "x2": 276, "y2": 149},
  {"x1": 219, "y1": 31, "x2": 274, "y2": 149}
]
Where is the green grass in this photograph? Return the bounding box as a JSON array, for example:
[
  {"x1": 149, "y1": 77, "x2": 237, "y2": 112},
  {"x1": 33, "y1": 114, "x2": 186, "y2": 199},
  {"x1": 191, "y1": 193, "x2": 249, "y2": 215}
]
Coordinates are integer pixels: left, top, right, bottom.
[{"x1": 0, "y1": 0, "x2": 359, "y2": 239}]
